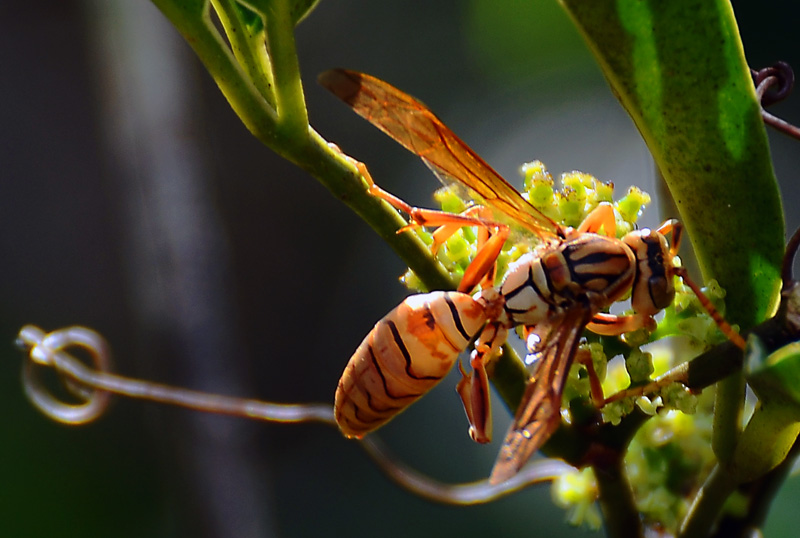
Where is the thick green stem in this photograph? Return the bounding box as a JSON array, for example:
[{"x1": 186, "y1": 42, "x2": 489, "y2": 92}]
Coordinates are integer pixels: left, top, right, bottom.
[
  {"x1": 594, "y1": 457, "x2": 643, "y2": 538},
  {"x1": 150, "y1": 0, "x2": 281, "y2": 149},
  {"x1": 296, "y1": 132, "x2": 457, "y2": 290},
  {"x1": 712, "y1": 373, "x2": 745, "y2": 463},
  {"x1": 679, "y1": 465, "x2": 737, "y2": 538},
  {"x1": 212, "y1": 0, "x2": 275, "y2": 107},
  {"x1": 263, "y1": 0, "x2": 309, "y2": 144}
]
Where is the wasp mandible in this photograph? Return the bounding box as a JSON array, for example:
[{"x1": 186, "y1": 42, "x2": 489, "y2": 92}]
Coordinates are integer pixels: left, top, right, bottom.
[{"x1": 320, "y1": 69, "x2": 744, "y2": 484}]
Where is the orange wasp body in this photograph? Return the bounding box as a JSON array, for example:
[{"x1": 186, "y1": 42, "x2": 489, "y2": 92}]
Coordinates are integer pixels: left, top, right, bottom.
[{"x1": 320, "y1": 69, "x2": 737, "y2": 484}]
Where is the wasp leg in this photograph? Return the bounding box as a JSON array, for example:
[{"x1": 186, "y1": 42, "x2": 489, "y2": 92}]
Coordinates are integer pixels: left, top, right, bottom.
[
  {"x1": 673, "y1": 267, "x2": 747, "y2": 349},
  {"x1": 656, "y1": 218, "x2": 683, "y2": 256},
  {"x1": 429, "y1": 205, "x2": 508, "y2": 293},
  {"x1": 654, "y1": 219, "x2": 745, "y2": 349},
  {"x1": 586, "y1": 312, "x2": 657, "y2": 335},
  {"x1": 574, "y1": 348, "x2": 605, "y2": 408},
  {"x1": 576, "y1": 203, "x2": 617, "y2": 237},
  {"x1": 350, "y1": 159, "x2": 509, "y2": 293},
  {"x1": 458, "y1": 227, "x2": 508, "y2": 293},
  {"x1": 456, "y1": 323, "x2": 507, "y2": 444},
  {"x1": 429, "y1": 206, "x2": 490, "y2": 252},
  {"x1": 352, "y1": 159, "x2": 490, "y2": 231}
]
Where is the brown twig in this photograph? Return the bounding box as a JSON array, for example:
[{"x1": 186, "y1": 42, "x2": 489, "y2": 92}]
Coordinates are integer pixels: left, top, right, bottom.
[{"x1": 751, "y1": 62, "x2": 800, "y2": 140}]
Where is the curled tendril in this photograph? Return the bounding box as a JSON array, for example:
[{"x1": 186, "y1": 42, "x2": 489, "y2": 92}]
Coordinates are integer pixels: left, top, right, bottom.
[
  {"x1": 750, "y1": 62, "x2": 800, "y2": 141},
  {"x1": 17, "y1": 324, "x2": 335, "y2": 425},
  {"x1": 751, "y1": 62, "x2": 794, "y2": 106},
  {"x1": 18, "y1": 325, "x2": 113, "y2": 424},
  {"x1": 17, "y1": 324, "x2": 572, "y2": 505}
]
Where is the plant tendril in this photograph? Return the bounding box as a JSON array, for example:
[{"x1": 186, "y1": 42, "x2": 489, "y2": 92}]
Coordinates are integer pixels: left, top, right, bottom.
[
  {"x1": 751, "y1": 62, "x2": 800, "y2": 140},
  {"x1": 16, "y1": 324, "x2": 571, "y2": 505}
]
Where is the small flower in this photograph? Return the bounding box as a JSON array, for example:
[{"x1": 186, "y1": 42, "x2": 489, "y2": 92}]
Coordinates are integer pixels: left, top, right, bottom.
[
  {"x1": 551, "y1": 467, "x2": 602, "y2": 530},
  {"x1": 617, "y1": 186, "x2": 651, "y2": 224},
  {"x1": 626, "y1": 349, "x2": 655, "y2": 383},
  {"x1": 661, "y1": 383, "x2": 698, "y2": 414},
  {"x1": 602, "y1": 397, "x2": 635, "y2": 426},
  {"x1": 433, "y1": 185, "x2": 467, "y2": 214}
]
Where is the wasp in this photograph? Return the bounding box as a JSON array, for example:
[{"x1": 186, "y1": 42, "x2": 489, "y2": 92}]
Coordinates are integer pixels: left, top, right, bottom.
[{"x1": 320, "y1": 69, "x2": 744, "y2": 484}]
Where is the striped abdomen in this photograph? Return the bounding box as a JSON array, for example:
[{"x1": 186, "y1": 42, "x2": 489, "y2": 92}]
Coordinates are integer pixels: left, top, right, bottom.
[{"x1": 335, "y1": 291, "x2": 487, "y2": 438}]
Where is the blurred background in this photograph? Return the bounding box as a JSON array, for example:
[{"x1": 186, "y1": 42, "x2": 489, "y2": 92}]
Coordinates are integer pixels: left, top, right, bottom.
[{"x1": 1, "y1": 1, "x2": 799, "y2": 537}]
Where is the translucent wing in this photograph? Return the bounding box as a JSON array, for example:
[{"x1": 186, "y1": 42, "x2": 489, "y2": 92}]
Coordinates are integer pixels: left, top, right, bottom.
[
  {"x1": 488, "y1": 305, "x2": 593, "y2": 484},
  {"x1": 319, "y1": 69, "x2": 560, "y2": 239}
]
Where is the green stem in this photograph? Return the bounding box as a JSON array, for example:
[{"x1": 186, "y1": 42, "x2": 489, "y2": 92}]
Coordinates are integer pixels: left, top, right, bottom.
[
  {"x1": 712, "y1": 372, "x2": 745, "y2": 463},
  {"x1": 296, "y1": 132, "x2": 456, "y2": 290},
  {"x1": 593, "y1": 456, "x2": 643, "y2": 538},
  {"x1": 490, "y1": 346, "x2": 528, "y2": 411},
  {"x1": 212, "y1": 0, "x2": 275, "y2": 107},
  {"x1": 263, "y1": 0, "x2": 309, "y2": 145},
  {"x1": 678, "y1": 465, "x2": 737, "y2": 538},
  {"x1": 150, "y1": 0, "x2": 281, "y2": 149}
]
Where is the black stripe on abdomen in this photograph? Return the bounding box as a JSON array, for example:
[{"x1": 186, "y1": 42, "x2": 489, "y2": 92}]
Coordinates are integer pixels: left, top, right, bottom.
[
  {"x1": 367, "y1": 344, "x2": 419, "y2": 400},
  {"x1": 443, "y1": 293, "x2": 472, "y2": 342},
  {"x1": 386, "y1": 320, "x2": 442, "y2": 381}
]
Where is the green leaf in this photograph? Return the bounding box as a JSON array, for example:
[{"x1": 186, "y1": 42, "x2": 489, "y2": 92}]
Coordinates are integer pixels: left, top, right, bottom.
[
  {"x1": 233, "y1": 1, "x2": 264, "y2": 34},
  {"x1": 561, "y1": 0, "x2": 784, "y2": 331},
  {"x1": 746, "y1": 338, "x2": 800, "y2": 408},
  {"x1": 730, "y1": 337, "x2": 800, "y2": 482}
]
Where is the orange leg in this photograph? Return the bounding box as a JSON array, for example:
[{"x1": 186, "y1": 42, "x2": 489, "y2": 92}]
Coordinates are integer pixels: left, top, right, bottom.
[
  {"x1": 429, "y1": 205, "x2": 507, "y2": 292},
  {"x1": 587, "y1": 312, "x2": 657, "y2": 336},
  {"x1": 429, "y1": 206, "x2": 489, "y2": 252},
  {"x1": 574, "y1": 348, "x2": 605, "y2": 408},
  {"x1": 351, "y1": 159, "x2": 508, "y2": 294},
  {"x1": 456, "y1": 323, "x2": 507, "y2": 444},
  {"x1": 674, "y1": 267, "x2": 746, "y2": 350},
  {"x1": 656, "y1": 219, "x2": 744, "y2": 349},
  {"x1": 352, "y1": 159, "x2": 491, "y2": 231},
  {"x1": 656, "y1": 219, "x2": 682, "y2": 257},
  {"x1": 459, "y1": 230, "x2": 508, "y2": 293},
  {"x1": 577, "y1": 203, "x2": 617, "y2": 237}
]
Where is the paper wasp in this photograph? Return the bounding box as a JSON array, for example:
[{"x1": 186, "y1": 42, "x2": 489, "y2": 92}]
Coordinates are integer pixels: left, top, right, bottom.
[{"x1": 320, "y1": 69, "x2": 744, "y2": 484}]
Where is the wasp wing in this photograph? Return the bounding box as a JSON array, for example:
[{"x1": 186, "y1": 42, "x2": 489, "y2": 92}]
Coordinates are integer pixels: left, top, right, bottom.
[
  {"x1": 319, "y1": 69, "x2": 560, "y2": 239},
  {"x1": 488, "y1": 305, "x2": 593, "y2": 484}
]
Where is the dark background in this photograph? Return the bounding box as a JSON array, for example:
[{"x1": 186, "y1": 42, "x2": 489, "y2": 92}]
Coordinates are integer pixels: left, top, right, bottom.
[{"x1": 1, "y1": 1, "x2": 799, "y2": 537}]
